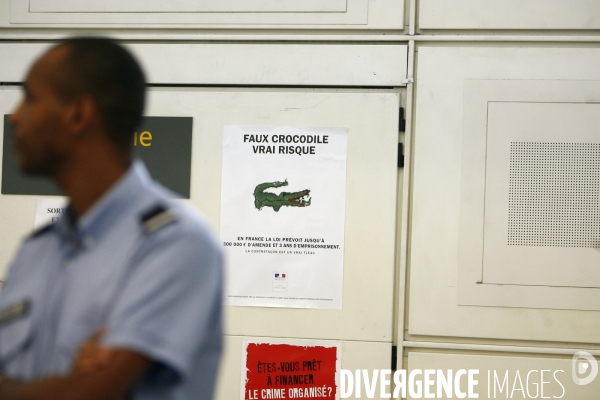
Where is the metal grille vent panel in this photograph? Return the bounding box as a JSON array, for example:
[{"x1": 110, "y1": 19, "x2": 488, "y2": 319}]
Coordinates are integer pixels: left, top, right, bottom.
[{"x1": 508, "y1": 142, "x2": 600, "y2": 247}]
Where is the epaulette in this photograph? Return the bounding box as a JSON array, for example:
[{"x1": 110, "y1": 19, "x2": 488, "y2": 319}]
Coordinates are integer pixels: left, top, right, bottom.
[
  {"x1": 140, "y1": 204, "x2": 177, "y2": 234},
  {"x1": 0, "y1": 299, "x2": 30, "y2": 327},
  {"x1": 28, "y1": 223, "x2": 54, "y2": 239}
]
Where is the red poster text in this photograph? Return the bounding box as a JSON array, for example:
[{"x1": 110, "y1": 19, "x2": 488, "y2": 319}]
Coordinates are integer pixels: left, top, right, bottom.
[{"x1": 244, "y1": 343, "x2": 338, "y2": 400}]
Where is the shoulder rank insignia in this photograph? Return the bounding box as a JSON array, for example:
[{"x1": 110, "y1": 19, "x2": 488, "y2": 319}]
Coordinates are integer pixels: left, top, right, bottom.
[
  {"x1": 141, "y1": 205, "x2": 177, "y2": 233},
  {"x1": 0, "y1": 299, "x2": 30, "y2": 327}
]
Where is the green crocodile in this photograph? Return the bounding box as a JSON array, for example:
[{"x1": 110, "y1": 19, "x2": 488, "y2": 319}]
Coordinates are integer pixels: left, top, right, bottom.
[{"x1": 253, "y1": 179, "x2": 311, "y2": 212}]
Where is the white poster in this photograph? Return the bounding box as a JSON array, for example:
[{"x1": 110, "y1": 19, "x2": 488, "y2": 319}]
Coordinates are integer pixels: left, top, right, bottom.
[
  {"x1": 34, "y1": 198, "x2": 67, "y2": 231},
  {"x1": 221, "y1": 126, "x2": 347, "y2": 309}
]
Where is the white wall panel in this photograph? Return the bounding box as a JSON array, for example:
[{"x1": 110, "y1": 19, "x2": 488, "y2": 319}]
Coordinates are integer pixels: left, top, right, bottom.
[
  {"x1": 482, "y1": 102, "x2": 600, "y2": 287},
  {"x1": 407, "y1": 352, "x2": 600, "y2": 399},
  {"x1": 4, "y1": 0, "x2": 404, "y2": 30},
  {"x1": 409, "y1": 45, "x2": 600, "y2": 343},
  {"x1": 30, "y1": 0, "x2": 347, "y2": 13},
  {"x1": 0, "y1": 43, "x2": 408, "y2": 87},
  {"x1": 419, "y1": 0, "x2": 600, "y2": 30},
  {"x1": 1, "y1": 87, "x2": 399, "y2": 342}
]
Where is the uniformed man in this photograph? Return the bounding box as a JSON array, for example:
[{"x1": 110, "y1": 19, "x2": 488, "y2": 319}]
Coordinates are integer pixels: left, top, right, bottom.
[{"x1": 0, "y1": 37, "x2": 223, "y2": 399}]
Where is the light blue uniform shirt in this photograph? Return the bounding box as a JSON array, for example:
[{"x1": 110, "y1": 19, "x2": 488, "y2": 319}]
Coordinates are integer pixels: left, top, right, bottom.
[{"x1": 0, "y1": 161, "x2": 223, "y2": 400}]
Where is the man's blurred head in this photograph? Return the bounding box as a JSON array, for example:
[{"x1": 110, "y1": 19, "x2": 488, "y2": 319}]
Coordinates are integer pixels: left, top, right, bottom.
[{"x1": 10, "y1": 37, "x2": 146, "y2": 175}]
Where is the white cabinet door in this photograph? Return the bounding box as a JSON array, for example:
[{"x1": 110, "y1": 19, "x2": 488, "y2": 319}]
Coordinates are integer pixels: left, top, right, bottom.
[
  {"x1": 0, "y1": 87, "x2": 399, "y2": 343},
  {"x1": 0, "y1": 43, "x2": 408, "y2": 87},
  {"x1": 419, "y1": 0, "x2": 600, "y2": 30},
  {"x1": 146, "y1": 88, "x2": 399, "y2": 342},
  {"x1": 6, "y1": 0, "x2": 404, "y2": 29}
]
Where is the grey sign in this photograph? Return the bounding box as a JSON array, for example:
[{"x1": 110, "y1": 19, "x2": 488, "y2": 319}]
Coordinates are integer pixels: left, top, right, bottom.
[{"x1": 2, "y1": 116, "x2": 193, "y2": 198}]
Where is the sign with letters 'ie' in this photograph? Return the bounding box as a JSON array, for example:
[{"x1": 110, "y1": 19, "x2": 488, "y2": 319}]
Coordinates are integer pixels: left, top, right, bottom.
[{"x1": 2, "y1": 116, "x2": 193, "y2": 198}]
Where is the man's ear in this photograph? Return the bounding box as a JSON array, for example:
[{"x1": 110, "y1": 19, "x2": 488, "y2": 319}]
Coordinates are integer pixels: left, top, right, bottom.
[{"x1": 66, "y1": 94, "x2": 99, "y2": 138}]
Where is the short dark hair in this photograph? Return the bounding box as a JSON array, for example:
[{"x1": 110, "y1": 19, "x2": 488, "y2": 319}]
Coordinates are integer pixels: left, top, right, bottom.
[{"x1": 56, "y1": 37, "x2": 146, "y2": 152}]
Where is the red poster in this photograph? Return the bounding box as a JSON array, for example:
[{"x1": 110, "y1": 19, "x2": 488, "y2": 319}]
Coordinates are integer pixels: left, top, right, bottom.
[{"x1": 243, "y1": 341, "x2": 340, "y2": 400}]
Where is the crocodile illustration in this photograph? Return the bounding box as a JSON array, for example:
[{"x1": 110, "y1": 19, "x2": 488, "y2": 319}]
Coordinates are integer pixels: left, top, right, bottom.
[{"x1": 253, "y1": 179, "x2": 311, "y2": 212}]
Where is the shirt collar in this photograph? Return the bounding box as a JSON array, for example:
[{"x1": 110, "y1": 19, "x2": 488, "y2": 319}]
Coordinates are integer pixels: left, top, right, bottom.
[{"x1": 55, "y1": 160, "x2": 152, "y2": 245}]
